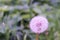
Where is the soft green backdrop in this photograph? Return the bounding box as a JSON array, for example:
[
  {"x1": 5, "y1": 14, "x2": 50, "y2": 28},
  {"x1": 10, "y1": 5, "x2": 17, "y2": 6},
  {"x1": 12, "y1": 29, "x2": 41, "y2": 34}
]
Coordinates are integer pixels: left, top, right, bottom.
[{"x1": 0, "y1": 0, "x2": 60, "y2": 40}]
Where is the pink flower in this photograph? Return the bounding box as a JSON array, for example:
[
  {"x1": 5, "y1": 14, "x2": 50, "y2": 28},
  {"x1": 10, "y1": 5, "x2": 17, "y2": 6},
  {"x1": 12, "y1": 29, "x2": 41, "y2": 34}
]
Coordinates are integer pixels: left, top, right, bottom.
[{"x1": 29, "y1": 16, "x2": 48, "y2": 34}]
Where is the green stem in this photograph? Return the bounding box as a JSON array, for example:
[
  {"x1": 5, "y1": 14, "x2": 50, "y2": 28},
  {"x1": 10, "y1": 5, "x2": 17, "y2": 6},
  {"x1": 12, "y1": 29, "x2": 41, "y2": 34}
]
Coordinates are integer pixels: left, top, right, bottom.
[
  {"x1": 24, "y1": 34, "x2": 27, "y2": 40},
  {"x1": 29, "y1": 0, "x2": 33, "y2": 19}
]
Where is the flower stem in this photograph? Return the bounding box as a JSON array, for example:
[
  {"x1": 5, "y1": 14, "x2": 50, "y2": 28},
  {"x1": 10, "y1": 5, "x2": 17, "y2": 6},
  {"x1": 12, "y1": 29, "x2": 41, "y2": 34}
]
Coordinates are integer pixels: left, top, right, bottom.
[{"x1": 36, "y1": 33, "x2": 39, "y2": 40}]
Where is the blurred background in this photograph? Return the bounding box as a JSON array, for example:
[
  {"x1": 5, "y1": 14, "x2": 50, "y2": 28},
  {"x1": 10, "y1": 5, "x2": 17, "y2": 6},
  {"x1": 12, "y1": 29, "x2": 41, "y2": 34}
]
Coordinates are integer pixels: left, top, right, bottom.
[{"x1": 0, "y1": 0, "x2": 60, "y2": 40}]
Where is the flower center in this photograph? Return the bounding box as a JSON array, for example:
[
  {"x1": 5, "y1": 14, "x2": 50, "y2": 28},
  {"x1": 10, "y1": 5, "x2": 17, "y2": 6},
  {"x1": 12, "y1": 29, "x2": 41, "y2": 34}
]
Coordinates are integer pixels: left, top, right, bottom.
[{"x1": 36, "y1": 23, "x2": 42, "y2": 27}]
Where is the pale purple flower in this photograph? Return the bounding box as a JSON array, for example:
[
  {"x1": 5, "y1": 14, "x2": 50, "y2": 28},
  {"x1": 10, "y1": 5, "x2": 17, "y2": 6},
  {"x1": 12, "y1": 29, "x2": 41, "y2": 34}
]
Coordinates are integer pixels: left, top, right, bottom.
[
  {"x1": 0, "y1": 22, "x2": 6, "y2": 33},
  {"x1": 50, "y1": 0, "x2": 59, "y2": 6},
  {"x1": 23, "y1": 4, "x2": 29, "y2": 9},
  {"x1": 33, "y1": 2, "x2": 39, "y2": 7},
  {"x1": 29, "y1": 16, "x2": 48, "y2": 34}
]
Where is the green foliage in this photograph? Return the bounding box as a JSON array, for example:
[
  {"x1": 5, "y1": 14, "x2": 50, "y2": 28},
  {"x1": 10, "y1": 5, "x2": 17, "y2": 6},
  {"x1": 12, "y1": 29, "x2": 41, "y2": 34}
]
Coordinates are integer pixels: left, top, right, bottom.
[{"x1": 0, "y1": 0, "x2": 60, "y2": 40}]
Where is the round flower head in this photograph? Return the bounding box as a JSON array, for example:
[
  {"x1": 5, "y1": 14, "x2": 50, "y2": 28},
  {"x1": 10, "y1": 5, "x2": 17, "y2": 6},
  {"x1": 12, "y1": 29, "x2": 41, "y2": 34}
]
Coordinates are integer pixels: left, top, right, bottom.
[{"x1": 29, "y1": 16, "x2": 48, "y2": 34}]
